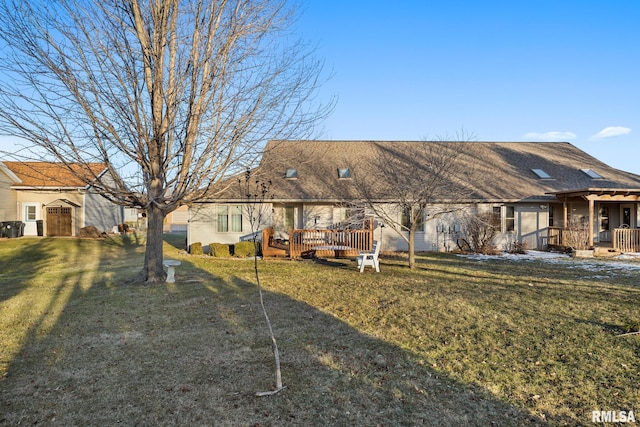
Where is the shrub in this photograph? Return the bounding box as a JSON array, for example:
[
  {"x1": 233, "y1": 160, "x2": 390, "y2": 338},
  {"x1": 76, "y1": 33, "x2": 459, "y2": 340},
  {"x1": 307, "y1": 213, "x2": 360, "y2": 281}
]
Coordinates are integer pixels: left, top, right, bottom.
[
  {"x1": 564, "y1": 219, "x2": 590, "y2": 250},
  {"x1": 460, "y1": 212, "x2": 500, "y2": 254},
  {"x1": 233, "y1": 241, "x2": 257, "y2": 258},
  {"x1": 507, "y1": 241, "x2": 528, "y2": 254},
  {"x1": 209, "y1": 243, "x2": 230, "y2": 257},
  {"x1": 189, "y1": 242, "x2": 203, "y2": 255}
]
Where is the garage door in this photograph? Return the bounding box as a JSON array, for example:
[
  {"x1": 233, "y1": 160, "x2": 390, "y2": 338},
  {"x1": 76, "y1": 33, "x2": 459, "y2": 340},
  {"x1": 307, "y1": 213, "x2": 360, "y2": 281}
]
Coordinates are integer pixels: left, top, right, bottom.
[{"x1": 47, "y1": 207, "x2": 72, "y2": 236}]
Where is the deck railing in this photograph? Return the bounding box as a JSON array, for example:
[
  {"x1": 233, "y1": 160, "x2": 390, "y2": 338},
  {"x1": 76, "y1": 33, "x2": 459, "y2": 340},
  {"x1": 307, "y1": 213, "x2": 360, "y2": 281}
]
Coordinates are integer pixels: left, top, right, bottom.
[
  {"x1": 613, "y1": 228, "x2": 640, "y2": 253},
  {"x1": 549, "y1": 226, "x2": 640, "y2": 252},
  {"x1": 288, "y1": 227, "x2": 373, "y2": 258},
  {"x1": 547, "y1": 227, "x2": 566, "y2": 247}
]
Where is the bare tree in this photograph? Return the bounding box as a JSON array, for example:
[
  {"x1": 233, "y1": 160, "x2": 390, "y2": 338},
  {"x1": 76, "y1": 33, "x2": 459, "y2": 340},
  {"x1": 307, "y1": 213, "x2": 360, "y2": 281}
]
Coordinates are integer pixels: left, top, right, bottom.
[
  {"x1": 238, "y1": 170, "x2": 285, "y2": 396},
  {"x1": 0, "y1": 0, "x2": 332, "y2": 283},
  {"x1": 352, "y1": 134, "x2": 476, "y2": 269}
]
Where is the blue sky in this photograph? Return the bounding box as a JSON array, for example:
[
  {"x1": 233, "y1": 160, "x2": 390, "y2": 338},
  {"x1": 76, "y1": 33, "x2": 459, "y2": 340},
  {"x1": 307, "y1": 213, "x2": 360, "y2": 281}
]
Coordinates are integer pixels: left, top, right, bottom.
[
  {"x1": 296, "y1": 1, "x2": 639, "y2": 173},
  {"x1": 0, "y1": 1, "x2": 636, "y2": 174}
]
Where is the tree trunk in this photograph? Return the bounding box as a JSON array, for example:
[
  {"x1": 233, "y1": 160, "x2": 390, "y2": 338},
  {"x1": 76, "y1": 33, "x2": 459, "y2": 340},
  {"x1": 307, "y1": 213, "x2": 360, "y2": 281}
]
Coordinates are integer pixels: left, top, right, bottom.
[
  {"x1": 143, "y1": 204, "x2": 166, "y2": 283},
  {"x1": 408, "y1": 228, "x2": 416, "y2": 270}
]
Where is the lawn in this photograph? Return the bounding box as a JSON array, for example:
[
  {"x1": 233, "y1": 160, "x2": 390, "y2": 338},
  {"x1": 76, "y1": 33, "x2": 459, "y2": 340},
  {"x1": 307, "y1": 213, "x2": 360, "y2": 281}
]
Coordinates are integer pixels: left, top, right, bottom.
[{"x1": 0, "y1": 233, "x2": 638, "y2": 426}]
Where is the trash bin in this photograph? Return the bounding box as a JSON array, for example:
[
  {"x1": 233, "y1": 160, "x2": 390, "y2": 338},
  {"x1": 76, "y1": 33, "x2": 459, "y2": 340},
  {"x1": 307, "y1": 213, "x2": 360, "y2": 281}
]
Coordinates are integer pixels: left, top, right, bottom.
[
  {"x1": 5, "y1": 222, "x2": 17, "y2": 238},
  {"x1": 18, "y1": 221, "x2": 25, "y2": 237},
  {"x1": 36, "y1": 220, "x2": 43, "y2": 236},
  {"x1": 0, "y1": 221, "x2": 6, "y2": 238},
  {"x1": 5, "y1": 221, "x2": 23, "y2": 238}
]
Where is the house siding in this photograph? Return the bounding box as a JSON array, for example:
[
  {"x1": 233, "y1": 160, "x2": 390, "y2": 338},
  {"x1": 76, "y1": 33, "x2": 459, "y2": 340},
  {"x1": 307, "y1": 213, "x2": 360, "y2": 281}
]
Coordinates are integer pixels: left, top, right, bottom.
[
  {"x1": 0, "y1": 170, "x2": 17, "y2": 221},
  {"x1": 192, "y1": 201, "x2": 557, "y2": 253},
  {"x1": 16, "y1": 191, "x2": 84, "y2": 236},
  {"x1": 84, "y1": 191, "x2": 125, "y2": 232},
  {"x1": 188, "y1": 203, "x2": 269, "y2": 248}
]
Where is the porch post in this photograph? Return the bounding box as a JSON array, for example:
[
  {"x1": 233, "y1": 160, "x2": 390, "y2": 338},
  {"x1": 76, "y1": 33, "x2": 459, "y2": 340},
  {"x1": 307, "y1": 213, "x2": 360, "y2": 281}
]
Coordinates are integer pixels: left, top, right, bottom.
[
  {"x1": 588, "y1": 197, "x2": 595, "y2": 248},
  {"x1": 562, "y1": 199, "x2": 568, "y2": 245}
]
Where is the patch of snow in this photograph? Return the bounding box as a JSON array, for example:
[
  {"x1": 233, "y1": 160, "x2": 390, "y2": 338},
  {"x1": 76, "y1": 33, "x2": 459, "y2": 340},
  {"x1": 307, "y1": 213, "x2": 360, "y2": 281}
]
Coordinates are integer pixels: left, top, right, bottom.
[{"x1": 457, "y1": 250, "x2": 640, "y2": 276}]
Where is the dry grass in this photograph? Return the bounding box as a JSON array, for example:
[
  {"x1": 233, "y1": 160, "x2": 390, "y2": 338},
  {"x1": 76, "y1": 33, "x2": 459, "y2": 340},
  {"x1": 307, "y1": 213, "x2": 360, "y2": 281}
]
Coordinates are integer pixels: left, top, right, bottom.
[{"x1": 1, "y1": 233, "x2": 638, "y2": 426}]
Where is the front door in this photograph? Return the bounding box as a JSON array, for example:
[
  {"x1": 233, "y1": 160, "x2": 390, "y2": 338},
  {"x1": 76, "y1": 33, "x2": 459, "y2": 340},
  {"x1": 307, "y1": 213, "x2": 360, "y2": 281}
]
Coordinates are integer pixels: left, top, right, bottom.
[
  {"x1": 23, "y1": 203, "x2": 40, "y2": 236},
  {"x1": 47, "y1": 207, "x2": 73, "y2": 236},
  {"x1": 620, "y1": 204, "x2": 636, "y2": 228}
]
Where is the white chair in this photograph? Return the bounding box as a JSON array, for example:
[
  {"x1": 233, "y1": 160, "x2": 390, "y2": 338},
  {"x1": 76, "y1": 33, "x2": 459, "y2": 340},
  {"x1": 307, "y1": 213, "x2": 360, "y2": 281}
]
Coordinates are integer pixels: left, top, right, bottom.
[{"x1": 356, "y1": 240, "x2": 380, "y2": 272}]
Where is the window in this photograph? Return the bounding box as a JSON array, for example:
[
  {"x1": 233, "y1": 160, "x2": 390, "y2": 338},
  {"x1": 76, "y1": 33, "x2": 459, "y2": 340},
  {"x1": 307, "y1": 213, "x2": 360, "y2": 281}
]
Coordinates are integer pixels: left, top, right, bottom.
[
  {"x1": 549, "y1": 205, "x2": 555, "y2": 227},
  {"x1": 505, "y1": 206, "x2": 515, "y2": 232},
  {"x1": 25, "y1": 205, "x2": 37, "y2": 221},
  {"x1": 217, "y1": 205, "x2": 242, "y2": 233},
  {"x1": 283, "y1": 206, "x2": 296, "y2": 230},
  {"x1": 230, "y1": 206, "x2": 242, "y2": 232},
  {"x1": 599, "y1": 206, "x2": 609, "y2": 231},
  {"x1": 493, "y1": 206, "x2": 514, "y2": 231},
  {"x1": 492, "y1": 206, "x2": 502, "y2": 227},
  {"x1": 581, "y1": 169, "x2": 603, "y2": 179},
  {"x1": 285, "y1": 168, "x2": 298, "y2": 179},
  {"x1": 532, "y1": 168, "x2": 552, "y2": 179},
  {"x1": 338, "y1": 168, "x2": 351, "y2": 179},
  {"x1": 217, "y1": 206, "x2": 228, "y2": 232},
  {"x1": 401, "y1": 207, "x2": 424, "y2": 232}
]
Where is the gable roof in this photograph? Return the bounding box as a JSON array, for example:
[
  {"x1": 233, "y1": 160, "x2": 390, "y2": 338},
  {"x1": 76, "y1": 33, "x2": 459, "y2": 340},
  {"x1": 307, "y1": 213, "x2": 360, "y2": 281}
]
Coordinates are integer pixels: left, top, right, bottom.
[
  {"x1": 209, "y1": 140, "x2": 640, "y2": 203},
  {"x1": 3, "y1": 161, "x2": 107, "y2": 188},
  {"x1": 0, "y1": 161, "x2": 22, "y2": 183}
]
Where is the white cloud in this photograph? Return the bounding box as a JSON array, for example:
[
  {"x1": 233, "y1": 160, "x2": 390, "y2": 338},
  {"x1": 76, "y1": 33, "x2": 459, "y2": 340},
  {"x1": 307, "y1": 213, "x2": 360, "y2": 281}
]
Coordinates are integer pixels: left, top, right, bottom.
[
  {"x1": 591, "y1": 126, "x2": 631, "y2": 139},
  {"x1": 523, "y1": 131, "x2": 577, "y2": 142}
]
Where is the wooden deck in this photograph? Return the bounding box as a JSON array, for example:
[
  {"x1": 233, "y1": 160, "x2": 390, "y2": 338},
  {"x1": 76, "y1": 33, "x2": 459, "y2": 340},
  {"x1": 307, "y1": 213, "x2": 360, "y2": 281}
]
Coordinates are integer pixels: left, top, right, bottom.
[{"x1": 261, "y1": 221, "x2": 374, "y2": 259}]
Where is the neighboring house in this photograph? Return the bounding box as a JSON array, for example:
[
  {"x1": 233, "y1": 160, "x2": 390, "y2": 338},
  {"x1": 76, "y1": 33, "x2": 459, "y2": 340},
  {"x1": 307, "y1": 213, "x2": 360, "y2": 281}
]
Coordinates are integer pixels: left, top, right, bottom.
[
  {"x1": 0, "y1": 161, "x2": 130, "y2": 237},
  {"x1": 164, "y1": 205, "x2": 189, "y2": 232},
  {"x1": 188, "y1": 140, "x2": 640, "y2": 254}
]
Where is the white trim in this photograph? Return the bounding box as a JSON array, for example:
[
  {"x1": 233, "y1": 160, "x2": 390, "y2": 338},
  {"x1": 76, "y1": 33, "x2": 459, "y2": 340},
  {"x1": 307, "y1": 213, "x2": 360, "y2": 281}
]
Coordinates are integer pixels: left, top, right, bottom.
[{"x1": 0, "y1": 161, "x2": 22, "y2": 184}]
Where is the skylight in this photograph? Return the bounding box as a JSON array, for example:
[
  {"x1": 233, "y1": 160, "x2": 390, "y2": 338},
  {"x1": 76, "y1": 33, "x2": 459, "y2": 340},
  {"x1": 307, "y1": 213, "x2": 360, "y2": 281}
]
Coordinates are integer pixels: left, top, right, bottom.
[
  {"x1": 581, "y1": 169, "x2": 603, "y2": 179},
  {"x1": 532, "y1": 168, "x2": 552, "y2": 179},
  {"x1": 338, "y1": 168, "x2": 351, "y2": 179},
  {"x1": 285, "y1": 168, "x2": 298, "y2": 179}
]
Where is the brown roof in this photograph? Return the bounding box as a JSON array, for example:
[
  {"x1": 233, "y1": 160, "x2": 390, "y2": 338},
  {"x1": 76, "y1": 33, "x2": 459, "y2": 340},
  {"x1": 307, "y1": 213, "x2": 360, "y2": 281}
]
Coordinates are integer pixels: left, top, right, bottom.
[
  {"x1": 206, "y1": 140, "x2": 640, "y2": 203},
  {"x1": 3, "y1": 161, "x2": 107, "y2": 188}
]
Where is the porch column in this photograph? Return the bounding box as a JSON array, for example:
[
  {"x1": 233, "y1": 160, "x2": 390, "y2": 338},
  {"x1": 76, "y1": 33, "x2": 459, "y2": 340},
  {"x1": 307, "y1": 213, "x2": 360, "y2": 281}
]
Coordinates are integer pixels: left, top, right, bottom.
[
  {"x1": 562, "y1": 199, "x2": 568, "y2": 245},
  {"x1": 588, "y1": 197, "x2": 595, "y2": 248}
]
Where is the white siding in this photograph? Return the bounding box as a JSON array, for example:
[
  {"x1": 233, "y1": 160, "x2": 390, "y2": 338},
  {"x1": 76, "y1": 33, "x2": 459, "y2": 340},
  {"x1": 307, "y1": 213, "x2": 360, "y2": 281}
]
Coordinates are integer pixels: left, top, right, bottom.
[
  {"x1": 0, "y1": 170, "x2": 17, "y2": 221},
  {"x1": 188, "y1": 203, "x2": 272, "y2": 247},
  {"x1": 188, "y1": 201, "x2": 556, "y2": 253}
]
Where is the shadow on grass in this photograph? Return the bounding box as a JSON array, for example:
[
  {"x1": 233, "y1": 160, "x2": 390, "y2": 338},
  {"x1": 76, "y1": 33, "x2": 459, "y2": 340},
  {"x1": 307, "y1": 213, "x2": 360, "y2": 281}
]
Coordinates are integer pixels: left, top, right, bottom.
[
  {"x1": 0, "y1": 238, "x2": 56, "y2": 304},
  {"x1": 0, "y1": 241, "x2": 572, "y2": 426},
  {"x1": 163, "y1": 231, "x2": 187, "y2": 251}
]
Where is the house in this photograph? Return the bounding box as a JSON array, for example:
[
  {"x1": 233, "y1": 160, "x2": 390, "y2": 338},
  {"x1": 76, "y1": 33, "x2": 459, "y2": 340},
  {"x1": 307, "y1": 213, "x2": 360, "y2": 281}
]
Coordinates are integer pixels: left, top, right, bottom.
[
  {"x1": 164, "y1": 205, "x2": 189, "y2": 233},
  {"x1": 0, "y1": 161, "x2": 135, "y2": 237},
  {"x1": 188, "y1": 140, "x2": 640, "y2": 255}
]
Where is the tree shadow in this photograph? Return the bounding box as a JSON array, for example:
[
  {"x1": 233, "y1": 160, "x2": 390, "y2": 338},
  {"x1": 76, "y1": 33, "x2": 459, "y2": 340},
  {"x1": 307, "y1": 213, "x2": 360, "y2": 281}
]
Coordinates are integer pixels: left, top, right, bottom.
[
  {"x1": 163, "y1": 231, "x2": 187, "y2": 251},
  {"x1": 0, "y1": 238, "x2": 54, "y2": 304}
]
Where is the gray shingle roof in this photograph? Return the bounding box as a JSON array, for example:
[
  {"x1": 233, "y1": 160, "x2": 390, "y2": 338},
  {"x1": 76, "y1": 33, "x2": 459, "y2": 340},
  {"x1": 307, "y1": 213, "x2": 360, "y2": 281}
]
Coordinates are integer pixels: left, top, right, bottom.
[{"x1": 211, "y1": 140, "x2": 640, "y2": 203}]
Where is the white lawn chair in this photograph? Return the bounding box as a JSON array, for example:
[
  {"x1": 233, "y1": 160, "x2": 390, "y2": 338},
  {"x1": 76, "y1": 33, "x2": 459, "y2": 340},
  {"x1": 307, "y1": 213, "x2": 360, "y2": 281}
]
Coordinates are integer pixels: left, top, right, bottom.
[{"x1": 356, "y1": 240, "x2": 380, "y2": 272}]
